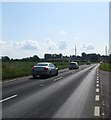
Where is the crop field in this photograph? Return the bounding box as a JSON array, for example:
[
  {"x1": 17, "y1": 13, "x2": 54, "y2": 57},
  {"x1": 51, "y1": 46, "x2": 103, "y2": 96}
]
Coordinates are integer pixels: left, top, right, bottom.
[
  {"x1": 2, "y1": 61, "x2": 87, "y2": 80},
  {"x1": 99, "y1": 63, "x2": 111, "y2": 72}
]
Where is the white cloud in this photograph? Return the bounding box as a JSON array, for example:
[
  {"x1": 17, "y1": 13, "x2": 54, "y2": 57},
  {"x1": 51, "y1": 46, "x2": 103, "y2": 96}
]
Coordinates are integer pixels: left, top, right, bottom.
[
  {"x1": 58, "y1": 41, "x2": 67, "y2": 50},
  {"x1": 10, "y1": 40, "x2": 39, "y2": 50},
  {"x1": 74, "y1": 37, "x2": 79, "y2": 40},
  {"x1": 1, "y1": 40, "x2": 40, "y2": 58},
  {"x1": 1, "y1": 39, "x2": 97, "y2": 59},
  {"x1": 44, "y1": 37, "x2": 57, "y2": 51},
  {"x1": 59, "y1": 31, "x2": 66, "y2": 35},
  {"x1": 0, "y1": 40, "x2": 6, "y2": 49},
  {"x1": 82, "y1": 44, "x2": 95, "y2": 51}
]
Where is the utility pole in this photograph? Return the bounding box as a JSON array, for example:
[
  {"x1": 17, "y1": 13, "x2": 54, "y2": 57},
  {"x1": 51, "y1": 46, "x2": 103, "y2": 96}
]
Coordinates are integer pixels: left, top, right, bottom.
[
  {"x1": 75, "y1": 45, "x2": 77, "y2": 61},
  {"x1": 105, "y1": 46, "x2": 107, "y2": 56},
  {"x1": 105, "y1": 46, "x2": 108, "y2": 63},
  {"x1": 75, "y1": 45, "x2": 77, "y2": 56}
]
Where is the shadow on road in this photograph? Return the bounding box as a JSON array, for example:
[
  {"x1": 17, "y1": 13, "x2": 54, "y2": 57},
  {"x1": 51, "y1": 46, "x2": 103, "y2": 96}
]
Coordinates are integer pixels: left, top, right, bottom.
[{"x1": 29, "y1": 76, "x2": 50, "y2": 80}]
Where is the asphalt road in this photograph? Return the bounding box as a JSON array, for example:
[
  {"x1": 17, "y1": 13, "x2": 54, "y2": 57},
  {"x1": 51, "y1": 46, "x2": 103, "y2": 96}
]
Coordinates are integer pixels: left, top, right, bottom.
[{"x1": 1, "y1": 64, "x2": 109, "y2": 118}]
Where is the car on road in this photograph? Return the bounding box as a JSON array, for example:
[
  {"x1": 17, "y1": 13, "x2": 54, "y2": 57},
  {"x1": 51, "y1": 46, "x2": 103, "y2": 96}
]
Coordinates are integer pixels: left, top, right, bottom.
[
  {"x1": 32, "y1": 62, "x2": 58, "y2": 78},
  {"x1": 86, "y1": 61, "x2": 91, "y2": 65},
  {"x1": 69, "y1": 62, "x2": 79, "y2": 70}
]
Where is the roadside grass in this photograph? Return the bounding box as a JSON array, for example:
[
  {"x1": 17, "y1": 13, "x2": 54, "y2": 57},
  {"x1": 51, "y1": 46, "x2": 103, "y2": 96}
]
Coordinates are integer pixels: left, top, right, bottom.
[
  {"x1": 2, "y1": 61, "x2": 37, "y2": 80},
  {"x1": 2, "y1": 61, "x2": 69, "y2": 80},
  {"x1": 2, "y1": 61, "x2": 86, "y2": 80},
  {"x1": 52, "y1": 61, "x2": 69, "y2": 70},
  {"x1": 99, "y1": 63, "x2": 111, "y2": 72}
]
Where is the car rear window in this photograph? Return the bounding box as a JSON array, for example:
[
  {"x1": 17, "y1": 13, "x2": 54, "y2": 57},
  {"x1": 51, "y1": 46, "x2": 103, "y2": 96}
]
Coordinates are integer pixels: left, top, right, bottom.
[
  {"x1": 36, "y1": 64, "x2": 48, "y2": 66},
  {"x1": 70, "y1": 63, "x2": 76, "y2": 65}
]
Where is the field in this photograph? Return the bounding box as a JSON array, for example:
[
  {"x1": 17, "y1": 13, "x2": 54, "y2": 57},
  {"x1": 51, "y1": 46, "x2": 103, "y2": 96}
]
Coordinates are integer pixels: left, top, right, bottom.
[
  {"x1": 2, "y1": 61, "x2": 88, "y2": 80},
  {"x1": 99, "y1": 63, "x2": 111, "y2": 72},
  {"x1": 2, "y1": 61, "x2": 71, "y2": 80}
]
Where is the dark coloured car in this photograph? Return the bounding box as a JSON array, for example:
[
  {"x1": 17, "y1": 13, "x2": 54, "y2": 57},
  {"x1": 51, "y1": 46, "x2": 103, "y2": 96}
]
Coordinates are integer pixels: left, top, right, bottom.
[
  {"x1": 87, "y1": 61, "x2": 91, "y2": 65},
  {"x1": 69, "y1": 62, "x2": 79, "y2": 70},
  {"x1": 32, "y1": 62, "x2": 58, "y2": 78}
]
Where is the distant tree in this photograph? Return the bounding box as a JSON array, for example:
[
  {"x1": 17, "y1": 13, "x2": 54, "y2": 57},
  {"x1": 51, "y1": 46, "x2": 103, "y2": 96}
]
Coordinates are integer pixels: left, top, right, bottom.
[
  {"x1": 2, "y1": 56, "x2": 10, "y2": 61},
  {"x1": 81, "y1": 52, "x2": 87, "y2": 61},
  {"x1": 33, "y1": 55, "x2": 40, "y2": 61},
  {"x1": 108, "y1": 55, "x2": 111, "y2": 63},
  {"x1": 59, "y1": 53, "x2": 63, "y2": 58},
  {"x1": 15, "y1": 55, "x2": 40, "y2": 62},
  {"x1": 89, "y1": 54, "x2": 99, "y2": 62},
  {"x1": 44, "y1": 53, "x2": 63, "y2": 60},
  {"x1": 22, "y1": 58, "x2": 30, "y2": 62},
  {"x1": 44, "y1": 54, "x2": 52, "y2": 60}
]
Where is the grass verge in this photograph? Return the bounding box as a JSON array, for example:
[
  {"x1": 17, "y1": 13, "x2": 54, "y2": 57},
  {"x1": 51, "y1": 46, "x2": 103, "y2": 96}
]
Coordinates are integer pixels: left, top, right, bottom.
[
  {"x1": 2, "y1": 61, "x2": 70, "y2": 80},
  {"x1": 99, "y1": 63, "x2": 111, "y2": 72},
  {"x1": 2, "y1": 61, "x2": 86, "y2": 81},
  {"x1": 2, "y1": 61, "x2": 37, "y2": 80}
]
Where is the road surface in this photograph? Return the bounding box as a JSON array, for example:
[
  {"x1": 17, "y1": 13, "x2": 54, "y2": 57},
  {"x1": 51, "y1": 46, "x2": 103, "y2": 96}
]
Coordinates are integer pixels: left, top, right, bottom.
[{"x1": 1, "y1": 64, "x2": 109, "y2": 118}]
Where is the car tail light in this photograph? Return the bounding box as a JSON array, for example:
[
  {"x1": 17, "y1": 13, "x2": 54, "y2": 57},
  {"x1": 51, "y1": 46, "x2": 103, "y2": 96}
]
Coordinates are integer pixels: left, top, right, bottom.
[
  {"x1": 32, "y1": 67, "x2": 35, "y2": 70},
  {"x1": 44, "y1": 67, "x2": 48, "y2": 70}
]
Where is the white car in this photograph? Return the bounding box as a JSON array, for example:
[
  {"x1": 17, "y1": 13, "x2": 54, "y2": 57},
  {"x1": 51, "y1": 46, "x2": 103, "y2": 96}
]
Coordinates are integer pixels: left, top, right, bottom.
[
  {"x1": 69, "y1": 62, "x2": 79, "y2": 70},
  {"x1": 32, "y1": 62, "x2": 58, "y2": 78}
]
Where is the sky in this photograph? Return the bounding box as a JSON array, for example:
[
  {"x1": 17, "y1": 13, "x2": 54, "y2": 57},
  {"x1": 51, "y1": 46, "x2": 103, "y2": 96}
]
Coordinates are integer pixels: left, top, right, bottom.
[{"x1": 0, "y1": 2, "x2": 109, "y2": 59}]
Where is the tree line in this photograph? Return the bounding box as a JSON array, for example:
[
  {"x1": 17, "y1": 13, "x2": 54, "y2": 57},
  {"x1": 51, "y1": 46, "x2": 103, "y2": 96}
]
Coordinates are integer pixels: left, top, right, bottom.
[
  {"x1": 1, "y1": 53, "x2": 111, "y2": 63},
  {"x1": 1, "y1": 55, "x2": 40, "y2": 62}
]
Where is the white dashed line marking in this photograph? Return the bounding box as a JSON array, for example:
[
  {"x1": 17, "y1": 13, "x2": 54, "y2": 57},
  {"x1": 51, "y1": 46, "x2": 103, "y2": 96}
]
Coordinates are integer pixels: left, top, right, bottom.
[
  {"x1": 94, "y1": 106, "x2": 100, "y2": 116},
  {"x1": 0, "y1": 95, "x2": 18, "y2": 103},
  {"x1": 102, "y1": 113, "x2": 105, "y2": 116},
  {"x1": 53, "y1": 77, "x2": 63, "y2": 82},
  {"x1": 96, "y1": 84, "x2": 99, "y2": 87},
  {"x1": 94, "y1": 69, "x2": 101, "y2": 117},
  {"x1": 40, "y1": 84, "x2": 45, "y2": 87},
  {"x1": 96, "y1": 81, "x2": 99, "y2": 83},
  {"x1": 95, "y1": 95, "x2": 100, "y2": 101},
  {"x1": 96, "y1": 88, "x2": 99, "y2": 93}
]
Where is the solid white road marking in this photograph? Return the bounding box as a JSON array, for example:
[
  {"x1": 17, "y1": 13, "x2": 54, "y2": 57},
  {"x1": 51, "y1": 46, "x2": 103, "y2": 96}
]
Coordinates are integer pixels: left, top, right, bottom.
[
  {"x1": 94, "y1": 106, "x2": 100, "y2": 116},
  {"x1": 0, "y1": 95, "x2": 18, "y2": 103},
  {"x1": 96, "y1": 88, "x2": 99, "y2": 93},
  {"x1": 95, "y1": 95, "x2": 100, "y2": 101},
  {"x1": 53, "y1": 77, "x2": 63, "y2": 82}
]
